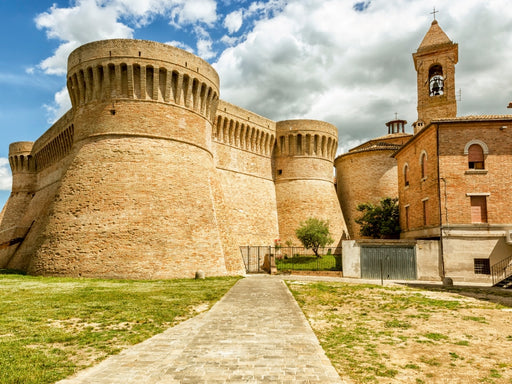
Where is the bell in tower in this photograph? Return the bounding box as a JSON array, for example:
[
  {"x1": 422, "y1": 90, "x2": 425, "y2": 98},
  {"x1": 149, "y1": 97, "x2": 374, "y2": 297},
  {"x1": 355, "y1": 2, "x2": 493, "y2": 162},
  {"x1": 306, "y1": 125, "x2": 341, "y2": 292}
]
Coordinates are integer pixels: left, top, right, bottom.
[{"x1": 412, "y1": 19, "x2": 458, "y2": 133}]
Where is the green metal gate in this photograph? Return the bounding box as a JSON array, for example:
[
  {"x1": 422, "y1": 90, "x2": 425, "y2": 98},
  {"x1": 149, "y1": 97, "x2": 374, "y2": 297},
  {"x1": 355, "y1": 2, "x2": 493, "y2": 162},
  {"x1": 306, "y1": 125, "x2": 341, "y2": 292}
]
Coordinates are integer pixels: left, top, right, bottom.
[{"x1": 361, "y1": 246, "x2": 417, "y2": 280}]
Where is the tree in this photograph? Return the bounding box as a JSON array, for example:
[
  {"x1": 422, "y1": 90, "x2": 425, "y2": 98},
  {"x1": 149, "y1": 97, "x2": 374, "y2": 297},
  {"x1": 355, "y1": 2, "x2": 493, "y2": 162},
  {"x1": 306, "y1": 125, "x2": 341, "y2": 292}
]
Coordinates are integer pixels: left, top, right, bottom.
[
  {"x1": 355, "y1": 197, "x2": 400, "y2": 239},
  {"x1": 295, "y1": 217, "x2": 334, "y2": 257}
]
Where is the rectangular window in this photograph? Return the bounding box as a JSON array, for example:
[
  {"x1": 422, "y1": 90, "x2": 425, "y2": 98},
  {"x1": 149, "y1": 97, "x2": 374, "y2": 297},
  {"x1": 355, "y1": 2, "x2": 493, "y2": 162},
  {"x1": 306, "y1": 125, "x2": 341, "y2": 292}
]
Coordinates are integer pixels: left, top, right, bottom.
[
  {"x1": 405, "y1": 206, "x2": 409, "y2": 230},
  {"x1": 470, "y1": 196, "x2": 488, "y2": 223},
  {"x1": 474, "y1": 259, "x2": 490, "y2": 275}
]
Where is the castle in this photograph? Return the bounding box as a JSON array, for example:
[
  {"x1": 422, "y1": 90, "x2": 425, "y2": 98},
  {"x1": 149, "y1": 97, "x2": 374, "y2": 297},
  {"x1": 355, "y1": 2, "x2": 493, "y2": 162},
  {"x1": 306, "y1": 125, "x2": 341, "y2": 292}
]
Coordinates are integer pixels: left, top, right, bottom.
[
  {"x1": 2, "y1": 20, "x2": 511, "y2": 283},
  {"x1": 0, "y1": 39, "x2": 347, "y2": 279}
]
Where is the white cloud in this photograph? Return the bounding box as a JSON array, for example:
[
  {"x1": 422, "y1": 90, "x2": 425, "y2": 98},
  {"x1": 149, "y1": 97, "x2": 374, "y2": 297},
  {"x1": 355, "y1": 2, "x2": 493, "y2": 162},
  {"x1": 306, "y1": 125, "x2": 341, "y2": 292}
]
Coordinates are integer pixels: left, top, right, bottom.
[
  {"x1": 0, "y1": 158, "x2": 12, "y2": 191},
  {"x1": 44, "y1": 86, "x2": 72, "y2": 125},
  {"x1": 34, "y1": 0, "x2": 219, "y2": 76},
  {"x1": 214, "y1": 0, "x2": 512, "y2": 152},
  {"x1": 224, "y1": 10, "x2": 243, "y2": 34},
  {"x1": 197, "y1": 39, "x2": 216, "y2": 60},
  {"x1": 165, "y1": 40, "x2": 194, "y2": 53}
]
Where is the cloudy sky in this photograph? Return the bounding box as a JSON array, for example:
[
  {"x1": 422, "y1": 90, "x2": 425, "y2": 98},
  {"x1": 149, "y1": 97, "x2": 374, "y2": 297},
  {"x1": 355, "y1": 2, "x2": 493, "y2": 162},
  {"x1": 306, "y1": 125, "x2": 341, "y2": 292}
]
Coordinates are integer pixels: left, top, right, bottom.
[{"x1": 0, "y1": 0, "x2": 511, "y2": 208}]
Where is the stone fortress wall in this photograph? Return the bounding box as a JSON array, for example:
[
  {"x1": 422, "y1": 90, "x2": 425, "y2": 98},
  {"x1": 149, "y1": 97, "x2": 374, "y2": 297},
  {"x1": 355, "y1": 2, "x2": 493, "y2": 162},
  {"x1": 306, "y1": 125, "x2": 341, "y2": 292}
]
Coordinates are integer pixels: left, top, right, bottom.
[{"x1": 0, "y1": 39, "x2": 348, "y2": 278}]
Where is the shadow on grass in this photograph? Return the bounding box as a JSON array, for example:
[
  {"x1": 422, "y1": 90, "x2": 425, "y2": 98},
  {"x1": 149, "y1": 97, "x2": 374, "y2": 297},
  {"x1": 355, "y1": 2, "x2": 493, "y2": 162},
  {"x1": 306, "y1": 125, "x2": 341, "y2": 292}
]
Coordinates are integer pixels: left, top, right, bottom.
[{"x1": 402, "y1": 283, "x2": 512, "y2": 308}]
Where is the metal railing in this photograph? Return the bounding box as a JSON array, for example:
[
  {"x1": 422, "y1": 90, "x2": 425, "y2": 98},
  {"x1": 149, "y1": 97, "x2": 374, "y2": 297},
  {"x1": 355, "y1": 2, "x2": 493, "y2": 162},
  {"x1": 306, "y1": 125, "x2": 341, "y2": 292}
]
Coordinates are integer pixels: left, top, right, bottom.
[{"x1": 491, "y1": 254, "x2": 512, "y2": 286}]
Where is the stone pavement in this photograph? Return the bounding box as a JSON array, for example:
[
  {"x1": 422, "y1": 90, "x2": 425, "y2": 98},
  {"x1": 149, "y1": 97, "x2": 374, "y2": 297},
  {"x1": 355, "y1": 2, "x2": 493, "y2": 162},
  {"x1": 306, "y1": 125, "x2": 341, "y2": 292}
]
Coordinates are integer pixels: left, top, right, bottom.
[{"x1": 58, "y1": 275, "x2": 348, "y2": 384}]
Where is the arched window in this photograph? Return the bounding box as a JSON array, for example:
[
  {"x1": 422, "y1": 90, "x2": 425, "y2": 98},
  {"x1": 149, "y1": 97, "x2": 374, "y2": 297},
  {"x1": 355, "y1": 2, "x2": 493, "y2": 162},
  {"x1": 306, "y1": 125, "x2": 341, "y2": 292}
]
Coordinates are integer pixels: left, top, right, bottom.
[
  {"x1": 403, "y1": 164, "x2": 410, "y2": 186},
  {"x1": 467, "y1": 144, "x2": 485, "y2": 169},
  {"x1": 429, "y1": 64, "x2": 444, "y2": 96},
  {"x1": 420, "y1": 151, "x2": 427, "y2": 179}
]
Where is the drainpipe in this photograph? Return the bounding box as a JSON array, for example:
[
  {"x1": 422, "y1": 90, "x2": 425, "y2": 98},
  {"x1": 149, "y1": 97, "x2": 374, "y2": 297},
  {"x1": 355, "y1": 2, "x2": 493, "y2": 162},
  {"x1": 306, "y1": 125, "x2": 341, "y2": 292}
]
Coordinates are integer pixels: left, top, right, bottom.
[{"x1": 436, "y1": 124, "x2": 446, "y2": 279}]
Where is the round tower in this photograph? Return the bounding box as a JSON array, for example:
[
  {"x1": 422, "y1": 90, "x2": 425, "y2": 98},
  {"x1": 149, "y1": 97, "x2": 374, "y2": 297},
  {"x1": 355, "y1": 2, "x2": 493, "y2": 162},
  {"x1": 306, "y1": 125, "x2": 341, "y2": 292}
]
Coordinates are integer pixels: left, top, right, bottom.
[
  {"x1": 8, "y1": 142, "x2": 36, "y2": 193},
  {"x1": 334, "y1": 120, "x2": 411, "y2": 239},
  {"x1": 28, "y1": 39, "x2": 243, "y2": 279},
  {"x1": 274, "y1": 120, "x2": 347, "y2": 247}
]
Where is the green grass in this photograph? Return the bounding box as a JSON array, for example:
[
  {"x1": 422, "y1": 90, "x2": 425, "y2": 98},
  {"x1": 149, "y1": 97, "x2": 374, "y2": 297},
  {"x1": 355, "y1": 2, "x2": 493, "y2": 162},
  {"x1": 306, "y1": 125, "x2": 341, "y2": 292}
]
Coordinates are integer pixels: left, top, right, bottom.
[
  {"x1": 275, "y1": 254, "x2": 341, "y2": 271},
  {"x1": 0, "y1": 274, "x2": 240, "y2": 384}
]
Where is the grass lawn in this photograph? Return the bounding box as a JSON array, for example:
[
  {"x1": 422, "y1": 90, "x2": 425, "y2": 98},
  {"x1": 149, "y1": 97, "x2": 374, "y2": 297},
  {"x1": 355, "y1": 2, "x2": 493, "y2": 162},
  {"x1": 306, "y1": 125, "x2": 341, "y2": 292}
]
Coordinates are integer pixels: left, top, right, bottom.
[
  {"x1": 288, "y1": 281, "x2": 512, "y2": 383},
  {"x1": 0, "y1": 274, "x2": 240, "y2": 384},
  {"x1": 276, "y1": 254, "x2": 341, "y2": 271}
]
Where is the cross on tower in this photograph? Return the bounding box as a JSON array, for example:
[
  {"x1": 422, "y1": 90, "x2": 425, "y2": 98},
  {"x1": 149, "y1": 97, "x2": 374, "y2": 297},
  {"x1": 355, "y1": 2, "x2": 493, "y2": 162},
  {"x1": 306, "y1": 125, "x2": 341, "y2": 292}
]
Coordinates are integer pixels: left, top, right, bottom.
[
  {"x1": 394, "y1": 112, "x2": 398, "y2": 120},
  {"x1": 431, "y1": 7, "x2": 439, "y2": 20}
]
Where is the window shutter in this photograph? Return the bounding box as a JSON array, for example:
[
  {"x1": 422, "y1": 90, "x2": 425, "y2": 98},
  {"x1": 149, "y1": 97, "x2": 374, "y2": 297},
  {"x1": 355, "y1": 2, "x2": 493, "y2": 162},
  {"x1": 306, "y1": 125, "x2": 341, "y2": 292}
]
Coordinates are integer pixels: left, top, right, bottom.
[{"x1": 468, "y1": 144, "x2": 484, "y2": 162}]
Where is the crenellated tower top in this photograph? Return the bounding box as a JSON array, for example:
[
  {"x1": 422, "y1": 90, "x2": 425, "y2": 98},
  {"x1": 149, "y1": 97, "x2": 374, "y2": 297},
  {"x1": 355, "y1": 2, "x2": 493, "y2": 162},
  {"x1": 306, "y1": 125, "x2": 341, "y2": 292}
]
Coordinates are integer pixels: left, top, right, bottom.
[{"x1": 67, "y1": 39, "x2": 220, "y2": 125}]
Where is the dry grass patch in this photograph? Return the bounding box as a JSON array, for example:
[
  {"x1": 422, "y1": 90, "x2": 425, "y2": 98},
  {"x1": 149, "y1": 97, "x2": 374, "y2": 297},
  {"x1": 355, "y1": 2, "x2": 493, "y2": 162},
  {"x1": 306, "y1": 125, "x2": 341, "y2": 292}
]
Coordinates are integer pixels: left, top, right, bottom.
[{"x1": 288, "y1": 281, "x2": 512, "y2": 384}]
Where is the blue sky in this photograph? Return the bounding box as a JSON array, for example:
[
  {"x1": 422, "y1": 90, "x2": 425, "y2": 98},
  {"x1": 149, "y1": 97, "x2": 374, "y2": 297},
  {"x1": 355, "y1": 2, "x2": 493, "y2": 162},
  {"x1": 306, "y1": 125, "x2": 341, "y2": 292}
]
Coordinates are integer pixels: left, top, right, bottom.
[{"x1": 0, "y1": 0, "x2": 511, "y2": 209}]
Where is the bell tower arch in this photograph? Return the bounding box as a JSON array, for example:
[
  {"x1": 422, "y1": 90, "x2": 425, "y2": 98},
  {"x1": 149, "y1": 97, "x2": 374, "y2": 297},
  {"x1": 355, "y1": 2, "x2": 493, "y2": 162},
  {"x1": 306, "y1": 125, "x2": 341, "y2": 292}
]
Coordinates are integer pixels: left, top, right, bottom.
[{"x1": 413, "y1": 20, "x2": 458, "y2": 133}]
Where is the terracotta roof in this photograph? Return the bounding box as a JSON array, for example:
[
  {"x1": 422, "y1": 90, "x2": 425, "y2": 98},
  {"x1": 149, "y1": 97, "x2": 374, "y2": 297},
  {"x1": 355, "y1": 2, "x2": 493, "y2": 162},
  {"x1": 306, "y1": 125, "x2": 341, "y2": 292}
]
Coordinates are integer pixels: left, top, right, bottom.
[
  {"x1": 417, "y1": 20, "x2": 452, "y2": 51},
  {"x1": 432, "y1": 115, "x2": 512, "y2": 122}
]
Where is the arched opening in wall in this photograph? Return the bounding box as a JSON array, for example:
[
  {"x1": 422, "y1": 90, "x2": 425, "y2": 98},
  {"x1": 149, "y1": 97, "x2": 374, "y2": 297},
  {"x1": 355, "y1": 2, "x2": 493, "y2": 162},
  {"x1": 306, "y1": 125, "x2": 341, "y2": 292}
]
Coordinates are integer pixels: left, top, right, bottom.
[
  {"x1": 223, "y1": 118, "x2": 229, "y2": 144},
  {"x1": 234, "y1": 122, "x2": 240, "y2": 147},
  {"x1": 228, "y1": 120, "x2": 234, "y2": 145},
  {"x1": 182, "y1": 75, "x2": 190, "y2": 107},
  {"x1": 313, "y1": 135, "x2": 319, "y2": 155},
  {"x1": 288, "y1": 135, "x2": 294, "y2": 155},
  {"x1": 296, "y1": 134, "x2": 303, "y2": 155},
  {"x1": 429, "y1": 64, "x2": 444, "y2": 96},
  {"x1": 108, "y1": 64, "x2": 116, "y2": 98},
  {"x1": 404, "y1": 164, "x2": 410, "y2": 186},
  {"x1": 120, "y1": 63, "x2": 129, "y2": 98},
  {"x1": 279, "y1": 136, "x2": 285, "y2": 154},
  {"x1": 133, "y1": 64, "x2": 141, "y2": 99},
  {"x1": 242, "y1": 125, "x2": 248, "y2": 149},
  {"x1": 468, "y1": 144, "x2": 485, "y2": 169},
  {"x1": 420, "y1": 151, "x2": 427, "y2": 179},
  {"x1": 78, "y1": 70, "x2": 86, "y2": 104},
  {"x1": 321, "y1": 136, "x2": 327, "y2": 157},
  {"x1": 215, "y1": 116, "x2": 222, "y2": 140},
  {"x1": 97, "y1": 65, "x2": 105, "y2": 99},
  {"x1": 191, "y1": 79, "x2": 200, "y2": 110},
  {"x1": 86, "y1": 67, "x2": 94, "y2": 101},
  {"x1": 199, "y1": 83, "x2": 207, "y2": 113},
  {"x1": 146, "y1": 66, "x2": 154, "y2": 100},
  {"x1": 171, "y1": 71, "x2": 179, "y2": 103},
  {"x1": 249, "y1": 127, "x2": 255, "y2": 151},
  {"x1": 159, "y1": 68, "x2": 167, "y2": 101}
]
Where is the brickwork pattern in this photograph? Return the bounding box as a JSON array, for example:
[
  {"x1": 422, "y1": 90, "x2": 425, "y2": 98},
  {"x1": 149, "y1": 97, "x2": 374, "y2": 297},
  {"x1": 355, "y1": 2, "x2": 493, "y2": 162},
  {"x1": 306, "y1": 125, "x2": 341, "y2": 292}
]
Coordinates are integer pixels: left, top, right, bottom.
[
  {"x1": 396, "y1": 126, "x2": 440, "y2": 235},
  {"x1": 0, "y1": 39, "x2": 346, "y2": 279},
  {"x1": 335, "y1": 148, "x2": 399, "y2": 239}
]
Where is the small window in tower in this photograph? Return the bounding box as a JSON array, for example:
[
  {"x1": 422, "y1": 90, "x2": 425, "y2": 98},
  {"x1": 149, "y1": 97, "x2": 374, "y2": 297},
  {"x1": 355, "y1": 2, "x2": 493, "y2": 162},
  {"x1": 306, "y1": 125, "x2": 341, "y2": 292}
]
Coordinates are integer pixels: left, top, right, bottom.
[
  {"x1": 404, "y1": 164, "x2": 410, "y2": 186},
  {"x1": 278, "y1": 169, "x2": 283, "y2": 175},
  {"x1": 468, "y1": 144, "x2": 485, "y2": 169},
  {"x1": 429, "y1": 65, "x2": 444, "y2": 96}
]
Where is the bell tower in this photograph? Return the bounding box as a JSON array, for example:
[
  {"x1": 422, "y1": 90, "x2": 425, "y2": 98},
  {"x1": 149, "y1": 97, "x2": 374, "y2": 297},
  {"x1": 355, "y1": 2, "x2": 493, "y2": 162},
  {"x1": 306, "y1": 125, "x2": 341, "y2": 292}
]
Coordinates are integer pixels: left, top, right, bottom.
[{"x1": 412, "y1": 19, "x2": 458, "y2": 133}]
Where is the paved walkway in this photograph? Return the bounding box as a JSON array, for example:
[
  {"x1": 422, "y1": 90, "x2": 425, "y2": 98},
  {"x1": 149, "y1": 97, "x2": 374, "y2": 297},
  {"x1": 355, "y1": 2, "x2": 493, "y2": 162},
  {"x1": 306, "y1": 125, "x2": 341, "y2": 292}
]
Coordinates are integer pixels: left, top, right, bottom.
[{"x1": 58, "y1": 275, "x2": 347, "y2": 384}]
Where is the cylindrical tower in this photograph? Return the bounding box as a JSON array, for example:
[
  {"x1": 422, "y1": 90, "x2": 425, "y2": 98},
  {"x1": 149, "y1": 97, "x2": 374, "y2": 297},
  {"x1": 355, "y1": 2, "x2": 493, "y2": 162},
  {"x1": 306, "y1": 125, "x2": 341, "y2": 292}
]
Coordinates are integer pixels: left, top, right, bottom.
[
  {"x1": 8, "y1": 142, "x2": 36, "y2": 194},
  {"x1": 274, "y1": 120, "x2": 347, "y2": 247},
  {"x1": 0, "y1": 142, "x2": 36, "y2": 268},
  {"x1": 28, "y1": 39, "x2": 244, "y2": 278},
  {"x1": 334, "y1": 120, "x2": 411, "y2": 239}
]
